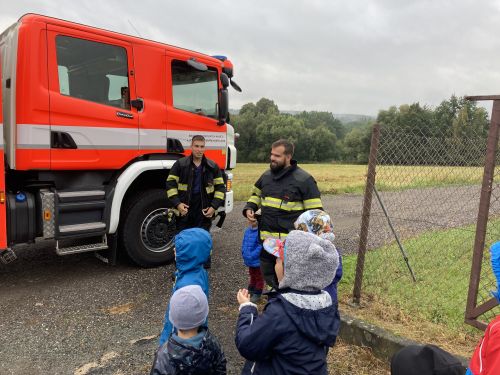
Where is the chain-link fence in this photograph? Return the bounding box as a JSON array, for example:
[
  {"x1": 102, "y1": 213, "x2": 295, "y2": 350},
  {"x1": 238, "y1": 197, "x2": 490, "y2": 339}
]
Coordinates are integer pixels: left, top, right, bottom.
[{"x1": 349, "y1": 118, "x2": 500, "y2": 335}]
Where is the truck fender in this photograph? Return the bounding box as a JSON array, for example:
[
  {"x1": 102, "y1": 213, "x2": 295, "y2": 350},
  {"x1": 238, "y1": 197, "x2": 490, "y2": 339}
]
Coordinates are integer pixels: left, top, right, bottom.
[{"x1": 109, "y1": 160, "x2": 175, "y2": 234}]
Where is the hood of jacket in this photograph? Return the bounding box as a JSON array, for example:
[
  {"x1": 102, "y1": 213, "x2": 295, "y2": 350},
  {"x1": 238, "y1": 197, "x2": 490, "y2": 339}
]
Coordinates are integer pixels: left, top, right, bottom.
[
  {"x1": 153, "y1": 328, "x2": 224, "y2": 374},
  {"x1": 175, "y1": 228, "x2": 212, "y2": 276},
  {"x1": 279, "y1": 231, "x2": 339, "y2": 292},
  {"x1": 279, "y1": 291, "x2": 339, "y2": 346}
]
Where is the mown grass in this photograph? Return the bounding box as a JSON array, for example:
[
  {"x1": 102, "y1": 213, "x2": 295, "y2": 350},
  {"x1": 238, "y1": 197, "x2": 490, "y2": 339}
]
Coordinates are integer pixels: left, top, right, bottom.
[
  {"x1": 232, "y1": 163, "x2": 483, "y2": 201},
  {"x1": 337, "y1": 219, "x2": 500, "y2": 357}
]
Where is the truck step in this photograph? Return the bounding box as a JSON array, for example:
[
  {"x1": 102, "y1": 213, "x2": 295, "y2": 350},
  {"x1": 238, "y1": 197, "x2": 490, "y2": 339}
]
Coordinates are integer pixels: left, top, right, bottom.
[
  {"x1": 56, "y1": 235, "x2": 108, "y2": 256},
  {"x1": 59, "y1": 222, "x2": 106, "y2": 234},
  {"x1": 57, "y1": 190, "x2": 105, "y2": 203},
  {"x1": 0, "y1": 248, "x2": 17, "y2": 264}
]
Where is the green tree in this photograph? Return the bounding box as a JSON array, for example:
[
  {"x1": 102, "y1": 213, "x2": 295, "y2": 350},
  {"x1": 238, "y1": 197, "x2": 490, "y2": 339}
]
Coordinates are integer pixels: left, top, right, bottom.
[
  {"x1": 341, "y1": 126, "x2": 372, "y2": 163},
  {"x1": 295, "y1": 111, "x2": 345, "y2": 140}
]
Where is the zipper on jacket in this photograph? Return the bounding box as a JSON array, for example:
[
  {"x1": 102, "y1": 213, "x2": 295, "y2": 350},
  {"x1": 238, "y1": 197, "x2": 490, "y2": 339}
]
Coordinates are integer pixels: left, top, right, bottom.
[
  {"x1": 187, "y1": 162, "x2": 194, "y2": 206},
  {"x1": 201, "y1": 165, "x2": 207, "y2": 209}
]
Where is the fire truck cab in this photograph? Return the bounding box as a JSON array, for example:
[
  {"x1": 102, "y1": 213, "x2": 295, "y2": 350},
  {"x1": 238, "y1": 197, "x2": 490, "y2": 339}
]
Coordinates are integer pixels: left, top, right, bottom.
[{"x1": 0, "y1": 14, "x2": 238, "y2": 266}]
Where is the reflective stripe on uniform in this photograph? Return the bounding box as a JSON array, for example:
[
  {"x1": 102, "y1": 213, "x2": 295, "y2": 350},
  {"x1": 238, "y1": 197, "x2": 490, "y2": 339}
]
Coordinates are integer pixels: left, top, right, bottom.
[
  {"x1": 261, "y1": 197, "x2": 305, "y2": 211},
  {"x1": 252, "y1": 186, "x2": 262, "y2": 197},
  {"x1": 206, "y1": 185, "x2": 215, "y2": 193},
  {"x1": 167, "y1": 175, "x2": 179, "y2": 182},
  {"x1": 167, "y1": 188, "x2": 178, "y2": 198},
  {"x1": 248, "y1": 196, "x2": 261, "y2": 206},
  {"x1": 303, "y1": 198, "x2": 323, "y2": 209},
  {"x1": 260, "y1": 230, "x2": 288, "y2": 240},
  {"x1": 214, "y1": 191, "x2": 225, "y2": 200},
  {"x1": 178, "y1": 183, "x2": 188, "y2": 191},
  {"x1": 214, "y1": 177, "x2": 224, "y2": 185}
]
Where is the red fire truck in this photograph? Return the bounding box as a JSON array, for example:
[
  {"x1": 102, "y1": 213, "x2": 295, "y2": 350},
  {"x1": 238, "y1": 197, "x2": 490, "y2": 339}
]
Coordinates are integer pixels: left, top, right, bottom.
[{"x1": 0, "y1": 14, "x2": 239, "y2": 266}]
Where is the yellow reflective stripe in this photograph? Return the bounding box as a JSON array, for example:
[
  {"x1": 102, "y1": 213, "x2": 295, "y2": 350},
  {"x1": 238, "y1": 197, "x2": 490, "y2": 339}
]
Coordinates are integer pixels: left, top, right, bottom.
[
  {"x1": 264, "y1": 196, "x2": 281, "y2": 203},
  {"x1": 261, "y1": 197, "x2": 305, "y2": 211},
  {"x1": 178, "y1": 183, "x2": 188, "y2": 191},
  {"x1": 282, "y1": 201, "x2": 305, "y2": 210},
  {"x1": 167, "y1": 175, "x2": 179, "y2": 182},
  {"x1": 214, "y1": 177, "x2": 224, "y2": 185},
  {"x1": 214, "y1": 191, "x2": 225, "y2": 199},
  {"x1": 206, "y1": 185, "x2": 215, "y2": 193},
  {"x1": 167, "y1": 188, "x2": 178, "y2": 198},
  {"x1": 260, "y1": 231, "x2": 288, "y2": 240},
  {"x1": 248, "y1": 196, "x2": 261, "y2": 206},
  {"x1": 261, "y1": 200, "x2": 281, "y2": 209},
  {"x1": 303, "y1": 198, "x2": 323, "y2": 209},
  {"x1": 252, "y1": 186, "x2": 262, "y2": 197}
]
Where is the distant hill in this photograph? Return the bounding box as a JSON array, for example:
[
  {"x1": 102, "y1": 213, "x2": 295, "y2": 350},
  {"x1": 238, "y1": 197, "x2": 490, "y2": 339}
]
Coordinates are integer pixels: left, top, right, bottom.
[{"x1": 229, "y1": 108, "x2": 374, "y2": 126}]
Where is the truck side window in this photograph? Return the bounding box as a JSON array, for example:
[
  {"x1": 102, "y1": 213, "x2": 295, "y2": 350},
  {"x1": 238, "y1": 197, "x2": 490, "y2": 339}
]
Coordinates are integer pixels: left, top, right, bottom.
[
  {"x1": 171, "y1": 60, "x2": 218, "y2": 118},
  {"x1": 55, "y1": 35, "x2": 130, "y2": 110}
]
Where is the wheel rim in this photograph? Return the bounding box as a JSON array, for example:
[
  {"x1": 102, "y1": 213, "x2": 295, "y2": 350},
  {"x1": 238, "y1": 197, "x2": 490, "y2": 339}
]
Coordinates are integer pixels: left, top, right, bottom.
[{"x1": 140, "y1": 208, "x2": 176, "y2": 253}]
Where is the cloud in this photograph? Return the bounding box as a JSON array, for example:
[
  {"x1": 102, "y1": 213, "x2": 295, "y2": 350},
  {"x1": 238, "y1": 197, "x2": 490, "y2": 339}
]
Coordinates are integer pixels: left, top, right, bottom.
[{"x1": 2, "y1": 0, "x2": 500, "y2": 115}]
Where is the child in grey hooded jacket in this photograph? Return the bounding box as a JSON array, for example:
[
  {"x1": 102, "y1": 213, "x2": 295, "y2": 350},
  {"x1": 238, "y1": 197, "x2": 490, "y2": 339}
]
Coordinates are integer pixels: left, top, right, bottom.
[{"x1": 235, "y1": 230, "x2": 340, "y2": 375}]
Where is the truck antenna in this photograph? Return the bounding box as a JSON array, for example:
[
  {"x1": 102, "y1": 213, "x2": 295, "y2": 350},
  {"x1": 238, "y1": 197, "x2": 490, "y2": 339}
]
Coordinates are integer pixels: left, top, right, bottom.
[{"x1": 128, "y1": 19, "x2": 142, "y2": 38}]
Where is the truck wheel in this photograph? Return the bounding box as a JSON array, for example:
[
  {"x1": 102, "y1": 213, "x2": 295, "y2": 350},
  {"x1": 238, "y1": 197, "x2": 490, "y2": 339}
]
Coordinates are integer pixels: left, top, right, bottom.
[{"x1": 121, "y1": 189, "x2": 176, "y2": 267}]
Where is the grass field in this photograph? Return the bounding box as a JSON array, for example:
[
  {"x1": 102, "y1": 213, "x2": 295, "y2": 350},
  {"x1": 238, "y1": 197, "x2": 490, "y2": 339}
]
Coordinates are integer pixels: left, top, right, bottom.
[
  {"x1": 232, "y1": 163, "x2": 484, "y2": 201},
  {"x1": 337, "y1": 219, "x2": 500, "y2": 357}
]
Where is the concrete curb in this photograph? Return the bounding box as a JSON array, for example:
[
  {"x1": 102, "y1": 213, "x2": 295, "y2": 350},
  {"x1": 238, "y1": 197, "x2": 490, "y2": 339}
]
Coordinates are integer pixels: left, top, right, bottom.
[{"x1": 338, "y1": 311, "x2": 470, "y2": 367}]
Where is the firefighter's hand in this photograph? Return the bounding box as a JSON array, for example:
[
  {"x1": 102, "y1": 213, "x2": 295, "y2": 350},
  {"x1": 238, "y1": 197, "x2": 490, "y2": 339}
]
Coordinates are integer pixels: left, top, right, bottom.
[
  {"x1": 237, "y1": 289, "x2": 251, "y2": 304},
  {"x1": 177, "y1": 203, "x2": 189, "y2": 216},
  {"x1": 245, "y1": 209, "x2": 257, "y2": 224},
  {"x1": 202, "y1": 207, "x2": 215, "y2": 218}
]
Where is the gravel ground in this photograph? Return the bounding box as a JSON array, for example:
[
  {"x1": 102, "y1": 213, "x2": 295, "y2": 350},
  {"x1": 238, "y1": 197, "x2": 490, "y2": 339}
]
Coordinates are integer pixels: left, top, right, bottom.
[{"x1": 0, "y1": 185, "x2": 484, "y2": 374}]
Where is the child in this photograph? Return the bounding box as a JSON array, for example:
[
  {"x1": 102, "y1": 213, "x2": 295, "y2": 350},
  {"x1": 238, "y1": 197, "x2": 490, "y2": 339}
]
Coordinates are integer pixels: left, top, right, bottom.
[
  {"x1": 235, "y1": 230, "x2": 340, "y2": 375},
  {"x1": 158, "y1": 228, "x2": 211, "y2": 346},
  {"x1": 151, "y1": 285, "x2": 227, "y2": 375},
  {"x1": 241, "y1": 222, "x2": 265, "y2": 303},
  {"x1": 466, "y1": 241, "x2": 500, "y2": 375},
  {"x1": 293, "y1": 209, "x2": 343, "y2": 305}
]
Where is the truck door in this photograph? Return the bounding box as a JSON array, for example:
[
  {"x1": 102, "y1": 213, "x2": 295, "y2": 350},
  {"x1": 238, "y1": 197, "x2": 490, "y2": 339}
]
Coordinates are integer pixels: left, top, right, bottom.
[
  {"x1": 165, "y1": 55, "x2": 227, "y2": 167},
  {"x1": 46, "y1": 25, "x2": 139, "y2": 169}
]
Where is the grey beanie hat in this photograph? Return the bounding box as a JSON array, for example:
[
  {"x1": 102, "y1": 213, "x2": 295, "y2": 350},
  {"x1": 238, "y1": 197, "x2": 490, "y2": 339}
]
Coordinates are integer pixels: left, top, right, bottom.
[
  {"x1": 169, "y1": 285, "x2": 208, "y2": 330},
  {"x1": 279, "y1": 230, "x2": 339, "y2": 292}
]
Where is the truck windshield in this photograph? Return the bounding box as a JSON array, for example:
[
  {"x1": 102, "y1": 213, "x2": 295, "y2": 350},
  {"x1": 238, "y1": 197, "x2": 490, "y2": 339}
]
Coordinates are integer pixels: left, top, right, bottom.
[{"x1": 171, "y1": 60, "x2": 218, "y2": 118}]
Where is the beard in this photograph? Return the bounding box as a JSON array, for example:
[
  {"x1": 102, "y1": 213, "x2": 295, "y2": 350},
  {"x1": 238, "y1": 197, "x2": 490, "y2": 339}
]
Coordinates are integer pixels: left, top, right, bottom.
[{"x1": 270, "y1": 161, "x2": 285, "y2": 173}]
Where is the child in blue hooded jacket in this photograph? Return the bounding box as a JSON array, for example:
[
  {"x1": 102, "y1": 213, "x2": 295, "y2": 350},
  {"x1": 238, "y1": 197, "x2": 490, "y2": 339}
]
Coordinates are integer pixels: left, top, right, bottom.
[
  {"x1": 241, "y1": 222, "x2": 265, "y2": 303},
  {"x1": 158, "y1": 228, "x2": 211, "y2": 346}
]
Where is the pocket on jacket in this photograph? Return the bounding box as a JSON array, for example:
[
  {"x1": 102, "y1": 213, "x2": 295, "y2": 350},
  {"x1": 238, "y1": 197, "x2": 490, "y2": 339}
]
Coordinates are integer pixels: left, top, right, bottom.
[{"x1": 205, "y1": 183, "x2": 215, "y2": 194}]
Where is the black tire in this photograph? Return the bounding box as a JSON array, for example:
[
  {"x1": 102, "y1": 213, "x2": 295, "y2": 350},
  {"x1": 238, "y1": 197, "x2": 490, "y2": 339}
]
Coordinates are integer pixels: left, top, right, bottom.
[{"x1": 120, "y1": 189, "x2": 176, "y2": 267}]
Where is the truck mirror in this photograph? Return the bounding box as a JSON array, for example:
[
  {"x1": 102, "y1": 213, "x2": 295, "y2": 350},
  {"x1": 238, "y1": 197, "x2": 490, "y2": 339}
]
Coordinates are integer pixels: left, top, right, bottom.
[
  {"x1": 230, "y1": 79, "x2": 242, "y2": 92},
  {"x1": 220, "y1": 72, "x2": 230, "y2": 89},
  {"x1": 218, "y1": 88, "x2": 228, "y2": 126}
]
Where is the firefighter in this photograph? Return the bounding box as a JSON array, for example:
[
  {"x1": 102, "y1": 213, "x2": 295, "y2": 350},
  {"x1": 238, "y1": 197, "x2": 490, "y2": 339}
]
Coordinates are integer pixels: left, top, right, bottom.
[
  {"x1": 243, "y1": 139, "x2": 324, "y2": 289},
  {"x1": 166, "y1": 135, "x2": 226, "y2": 268}
]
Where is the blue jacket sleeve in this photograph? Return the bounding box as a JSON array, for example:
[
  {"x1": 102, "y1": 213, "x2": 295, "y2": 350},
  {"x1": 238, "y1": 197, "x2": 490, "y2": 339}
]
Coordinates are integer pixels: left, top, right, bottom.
[
  {"x1": 235, "y1": 302, "x2": 284, "y2": 361},
  {"x1": 158, "y1": 302, "x2": 173, "y2": 347}
]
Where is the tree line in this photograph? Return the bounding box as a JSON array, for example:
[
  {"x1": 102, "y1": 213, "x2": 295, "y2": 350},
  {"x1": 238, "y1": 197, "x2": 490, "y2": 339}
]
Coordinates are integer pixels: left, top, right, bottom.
[{"x1": 231, "y1": 96, "x2": 489, "y2": 164}]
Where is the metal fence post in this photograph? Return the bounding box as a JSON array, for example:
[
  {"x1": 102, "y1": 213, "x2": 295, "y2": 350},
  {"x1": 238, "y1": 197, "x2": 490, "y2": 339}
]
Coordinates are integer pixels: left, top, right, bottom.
[
  {"x1": 353, "y1": 123, "x2": 380, "y2": 305},
  {"x1": 465, "y1": 98, "x2": 500, "y2": 328}
]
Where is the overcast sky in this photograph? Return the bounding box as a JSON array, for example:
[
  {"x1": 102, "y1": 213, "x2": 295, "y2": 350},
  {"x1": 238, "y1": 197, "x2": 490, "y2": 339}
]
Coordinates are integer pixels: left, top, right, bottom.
[{"x1": 2, "y1": 0, "x2": 500, "y2": 116}]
